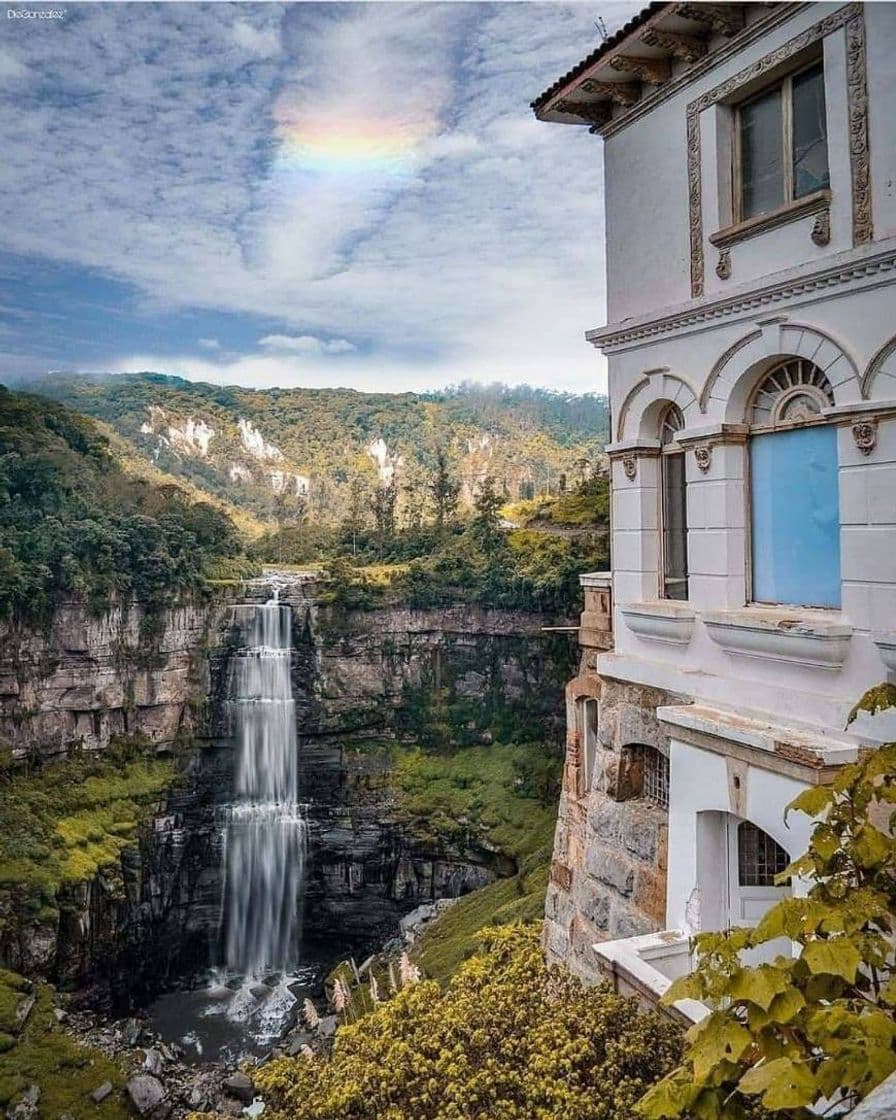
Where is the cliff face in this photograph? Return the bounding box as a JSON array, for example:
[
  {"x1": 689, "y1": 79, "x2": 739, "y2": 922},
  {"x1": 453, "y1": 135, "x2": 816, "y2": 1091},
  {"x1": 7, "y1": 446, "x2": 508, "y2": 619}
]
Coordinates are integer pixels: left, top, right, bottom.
[
  {"x1": 0, "y1": 597, "x2": 235, "y2": 760},
  {"x1": 0, "y1": 584, "x2": 573, "y2": 1002}
]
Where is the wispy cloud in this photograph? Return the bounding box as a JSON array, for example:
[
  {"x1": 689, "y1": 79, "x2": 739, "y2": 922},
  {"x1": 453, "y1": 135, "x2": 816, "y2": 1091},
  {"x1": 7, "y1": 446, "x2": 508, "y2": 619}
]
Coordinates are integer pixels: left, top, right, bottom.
[{"x1": 0, "y1": 2, "x2": 644, "y2": 392}]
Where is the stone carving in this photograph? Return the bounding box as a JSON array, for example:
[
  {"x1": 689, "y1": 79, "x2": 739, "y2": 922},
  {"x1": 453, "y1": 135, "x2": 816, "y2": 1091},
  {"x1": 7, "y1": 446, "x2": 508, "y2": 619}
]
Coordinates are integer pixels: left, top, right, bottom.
[
  {"x1": 686, "y1": 4, "x2": 866, "y2": 297},
  {"x1": 552, "y1": 98, "x2": 613, "y2": 128},
  {"x1": 852, "y1": 419, "x2": 877, "y2": 456},
  {"x1": 639, "y1": 27, "x2": 708, "y2": 63},
  {"x1": 811, "y1": 208, "x2": 831, "y2": 247},
  {"x1": 580, "y1": 79, "x2": 640, "y2": 106},
  {"x1": 675, "y1": 2, "x2": 744, "y2": 37},
  {"x1": 846, "y1": 15, "x2": 873, "y2": 245},
  {"x1": 715, "y1": 248, "x2": 731, "y2": 280},
  {"x1": 609, "y1": 54, "x2": 671, "y2": 86},
  {"x1": 694, "y1": 444, "x2": 712, "y2": 473},
  {"x1": 622, "y1": 453, "x2": 637, "y2": 481}
]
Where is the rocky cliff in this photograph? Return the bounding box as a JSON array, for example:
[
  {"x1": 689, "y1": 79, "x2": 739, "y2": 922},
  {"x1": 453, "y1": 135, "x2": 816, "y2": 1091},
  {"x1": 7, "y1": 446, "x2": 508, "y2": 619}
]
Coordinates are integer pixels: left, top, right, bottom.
[{"x1": 0, "y1": 582, "x2": 573, "y2": 1003}]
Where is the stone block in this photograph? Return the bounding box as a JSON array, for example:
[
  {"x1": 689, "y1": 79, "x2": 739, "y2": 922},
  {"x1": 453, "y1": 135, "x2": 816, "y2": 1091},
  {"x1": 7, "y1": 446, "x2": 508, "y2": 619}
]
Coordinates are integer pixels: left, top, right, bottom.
[
  {"x1": 575, "y1": 875, "x2": 611, "y2": 930},
  {"x1": 588, "y1": 798, "x2": 621, "y2": 843},
  {"x1": 621, "y1": 804, "x2": 663, "y2": 864},
  {"x1": 609, "y1": 906, "x2": 657, "y2": 940},
  {"x1": 585, "y1": 847, "x2": 634, "y2": 897},
  {"x1": 618, "y1": 702, "x2": 663, "y2": 750},
  {"x1": 544, "y1": 919, "x2": 570, "y2": 962},
  {"x1": 633, "y1": 867, "x2": 667, "y2": 925}
]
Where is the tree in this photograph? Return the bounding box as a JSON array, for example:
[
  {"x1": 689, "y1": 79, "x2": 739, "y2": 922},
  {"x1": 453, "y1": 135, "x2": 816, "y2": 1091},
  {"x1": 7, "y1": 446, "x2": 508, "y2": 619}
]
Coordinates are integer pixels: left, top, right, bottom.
[
  {"x1": 472, "y1": 474, "x2": 503, "y2": 557},
  {"x1": 429, "y1": 448, "x2": 459, "y2": 530},
  {"x1": 254, "y1": 925, "x2": 682, "y2": 1120},
  {"x1": 371, "y1": 478, "x2": 398, "y2": 552},
  {"x1": 638, "y1": 685, "x2": 896, "y2": 1120}
]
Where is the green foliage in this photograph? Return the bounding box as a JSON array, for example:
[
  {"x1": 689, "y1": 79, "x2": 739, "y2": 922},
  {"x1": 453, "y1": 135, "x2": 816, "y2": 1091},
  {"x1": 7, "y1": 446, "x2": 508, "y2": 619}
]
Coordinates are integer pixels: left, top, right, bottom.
[
  {"x1": 0, "y1": 740, "x2": 174, "y2": 947},
  {"x1": 0, "y1": 973, "x2": 126, "y2": 1119},
  {"x1": 639, "y1": 713, "x2": 896, "y2": 1120},
  {"x1": 255, "y1": 925, "x2": 682, "y2": 1120},
  {"x1": 0, "y1": 386, "x2": 251, "y2": 620},
  {"x1": 37, "y1": 374, "x2": 609, "y2": 532},
  {"x1": 506, "y1": 474, "x2": 610, "y2": 528}
]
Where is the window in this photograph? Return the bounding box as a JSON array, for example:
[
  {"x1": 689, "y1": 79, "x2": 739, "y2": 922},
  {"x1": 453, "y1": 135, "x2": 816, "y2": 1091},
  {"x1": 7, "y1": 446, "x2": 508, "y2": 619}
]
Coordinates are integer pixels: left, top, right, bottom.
[
  {"x1": 660, "y1": 404, "x2": 688, "y2": 601},
  {"x1": 737, "y1": 822, "x2": 789, "y2": 887},
  {"x1": 641, "y1": 747, "x2": 669, "y2": 810},
  {"x1": 737, "y1": 61, "x2": 829, "y2": 221},
  {"x1": 748, "y1": 359, "x2": 840, "y2": 608},
  {"x1": 578, "y1": 698, "x2": 599, "y2": 795}
]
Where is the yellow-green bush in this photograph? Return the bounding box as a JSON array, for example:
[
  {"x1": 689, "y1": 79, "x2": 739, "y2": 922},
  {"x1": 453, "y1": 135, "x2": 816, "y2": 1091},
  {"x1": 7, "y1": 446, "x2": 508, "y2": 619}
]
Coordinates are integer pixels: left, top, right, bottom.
[{"x1": 256, "y1": 925, "x2": 682, "y2": 1120}]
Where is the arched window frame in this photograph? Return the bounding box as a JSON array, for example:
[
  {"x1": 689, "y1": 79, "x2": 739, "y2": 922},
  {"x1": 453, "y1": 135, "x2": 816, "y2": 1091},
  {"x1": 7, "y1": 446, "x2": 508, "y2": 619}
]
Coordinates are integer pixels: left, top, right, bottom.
[
  {"x1": 659, "y1": 403, "x2": 688, "y2": 601},
  {"x1": 745, "y1": 358, "x2": 841, "y2": 608}
]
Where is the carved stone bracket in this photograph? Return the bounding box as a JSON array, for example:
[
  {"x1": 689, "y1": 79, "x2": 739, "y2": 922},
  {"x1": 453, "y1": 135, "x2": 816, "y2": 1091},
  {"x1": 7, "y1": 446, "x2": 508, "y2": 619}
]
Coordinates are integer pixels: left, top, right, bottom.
[
  {"x1": 553, "y1": 97, "x2": 613, "y2": 128},
  {"x1": 609, "y1": 54, "x2": 672, "y2": 86},
  {"x1": 675, "y1": 2, "x2": 745, "y2": 37},
  {"x1": 639, "y1": 27, "x2": 708, "y2": 63},
  {"x1": 852, "y1": 419, "x2": 877, "y2": 456},
  {"x1": 580, "y1": 79, "x2": 641, "y2": 106},
  {"x1": 811, "y1": 209, "x2": 831, "y2": 247},
  {"x1": 694, "y1": 444, "x2": 713, "y2": 473},
  {"x1": 715, "y1": 248, "x2": 731, "y2": 280},
  {"x1": 622, "y1": 453, "x2": 638, "y2": 481}
]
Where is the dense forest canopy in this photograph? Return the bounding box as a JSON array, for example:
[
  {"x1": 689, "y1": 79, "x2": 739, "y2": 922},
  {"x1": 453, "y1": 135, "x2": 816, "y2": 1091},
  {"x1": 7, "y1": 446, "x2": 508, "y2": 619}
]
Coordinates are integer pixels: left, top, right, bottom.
[
  {"x1": 34, "y1": 374, "x2": 610, "y2": 529},
  {"x1": 0, "y1": 387, "x2": 249, "y2": 620}
]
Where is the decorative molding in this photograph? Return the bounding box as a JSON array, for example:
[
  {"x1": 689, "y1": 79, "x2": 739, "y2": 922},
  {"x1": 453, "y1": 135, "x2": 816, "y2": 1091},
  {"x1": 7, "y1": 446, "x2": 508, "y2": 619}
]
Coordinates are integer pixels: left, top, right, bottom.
[
  {"x1": 609, "y1": 54, "x2": 671, "y2": 86},
  {"x1": 811, "y1": 208, "x2": 831, "y2": 247},
  {"x1": 675, "y1": 3, "x2": 745, "y2": 38},
  {"x1": 715, "y1": 249, "x2": 731, "y2": 281},
  {"x1": 703, "y1": 609, "x2": 853, "y2": 670},
  {"x1": 710, "y1": 191, "x2": 830, "y2": 250},
  {"x1": 622, "y1": 453, "x2": 638, "y2": 481},
  {"x1": 621, "y1": 602, "x2": 696, "y2": 646},
  {"x1": 845, "y1": 14, "x2": 872, "y2": 245},
  {"x1": 580, "y1": 79, "x2": 640, "y2": 106},
  {"x1": 596, "y1": 3, "x2": 807, "y2": 141},
  {"x1": 639, "y1": 27, "x2": 708, "y2": 64},
  {"x1": 694, "y1": 444, "x2": 713, "y2": 473},
  {"x1": 687, "y1": 4, "x2": 866, "y2": 298},
  {"x1": 852, "y1": 418, "x2": 877, "y2": 456},
  {"x1": 588, "y1": 244, "x2": 896, "y2": 354},
  {"x1": 553, "y1": 97, "x2": 613, "y2": 128},
  {"x1": 862, "y1": 335, "x2": 896, "y2": 399}
]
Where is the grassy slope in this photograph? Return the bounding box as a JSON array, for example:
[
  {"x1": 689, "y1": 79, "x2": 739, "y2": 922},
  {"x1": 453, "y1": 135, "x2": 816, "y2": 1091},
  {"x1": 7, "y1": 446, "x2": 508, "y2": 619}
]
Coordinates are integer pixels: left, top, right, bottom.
[
  {"x1": 0, "y1": 971, "x2": 126, "y2": 1119},
  {"x1": 388, "y1": 742, "x2": 560, "y2": 981}
]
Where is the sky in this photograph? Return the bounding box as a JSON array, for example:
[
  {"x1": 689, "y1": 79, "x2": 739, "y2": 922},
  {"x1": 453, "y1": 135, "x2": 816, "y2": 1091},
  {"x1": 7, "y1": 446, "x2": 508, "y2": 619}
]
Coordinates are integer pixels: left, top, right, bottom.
[{"x1": 0, "y1": 1, "x2": 642, "y2": 394}]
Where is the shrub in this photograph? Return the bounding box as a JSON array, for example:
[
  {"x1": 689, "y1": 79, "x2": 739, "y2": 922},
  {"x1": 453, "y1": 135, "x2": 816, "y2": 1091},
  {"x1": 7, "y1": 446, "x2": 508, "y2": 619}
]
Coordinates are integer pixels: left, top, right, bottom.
[
  {"x1": 255, "y1": 925, "x2": 682, "y2": 1120},
  {"x1": 639, "y1": 691, "x2": 896, "y2": 1120}
]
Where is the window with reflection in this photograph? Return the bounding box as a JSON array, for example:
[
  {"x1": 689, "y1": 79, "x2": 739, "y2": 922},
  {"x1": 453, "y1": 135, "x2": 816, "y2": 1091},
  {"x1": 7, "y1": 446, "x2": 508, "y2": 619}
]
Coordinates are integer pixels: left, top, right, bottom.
[
  {"x1": 660, "y1": 404, "x2": 688, "y2": 601},
  {"x1": 738, "y1": 60, "x2": 829, "y2": 220}
]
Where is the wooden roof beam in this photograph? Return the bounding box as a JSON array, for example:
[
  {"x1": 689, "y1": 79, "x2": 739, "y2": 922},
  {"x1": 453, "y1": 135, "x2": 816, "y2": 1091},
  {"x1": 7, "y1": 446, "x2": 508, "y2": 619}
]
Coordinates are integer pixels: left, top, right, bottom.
[
  {"x1": 674, "y1": 3, "x2": 745, "y2": 38},
  {"x1": 639, "y1": 27, "x2": 709, "y2": 64}
]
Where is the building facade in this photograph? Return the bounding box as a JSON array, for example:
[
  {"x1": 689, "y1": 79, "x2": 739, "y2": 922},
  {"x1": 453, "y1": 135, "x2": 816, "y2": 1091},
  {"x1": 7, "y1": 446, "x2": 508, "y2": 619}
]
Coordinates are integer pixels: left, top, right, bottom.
[{"x1": 534, "y1": 1, "x2": 896, "y2": 1000}]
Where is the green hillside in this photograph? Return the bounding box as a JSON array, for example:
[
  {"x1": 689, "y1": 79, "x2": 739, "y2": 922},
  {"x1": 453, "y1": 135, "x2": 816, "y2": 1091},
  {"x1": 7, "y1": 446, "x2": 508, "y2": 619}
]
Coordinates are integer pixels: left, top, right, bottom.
[
  {"x1": 36, "y1": 375, "x2": 609, "y2": 531},
  {"x1": 0, "y1": 386, "x2": 251, "y2": 620}
]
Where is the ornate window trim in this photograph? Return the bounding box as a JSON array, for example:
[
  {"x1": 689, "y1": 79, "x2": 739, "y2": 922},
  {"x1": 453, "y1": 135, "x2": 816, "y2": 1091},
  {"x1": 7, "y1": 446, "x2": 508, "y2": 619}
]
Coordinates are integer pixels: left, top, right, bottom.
[
  {"x1": 687, "y1": 3, "x2": 870, "y2": 298},
  {"x1": 748, "y1": 358, "x2": 835, "y2": 427}
]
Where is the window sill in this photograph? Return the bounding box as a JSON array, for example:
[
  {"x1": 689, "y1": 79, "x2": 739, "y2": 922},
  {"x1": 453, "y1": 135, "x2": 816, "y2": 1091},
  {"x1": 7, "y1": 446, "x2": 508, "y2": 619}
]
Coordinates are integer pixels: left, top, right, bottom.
[
  {"x1": 620, "y1": 601, "x2": 696, "y2": 646},
  {"x1": 709, "y1": 190, "x2": 831, "y2": 250},
  {"x1": 872, "y1": 632, "x2": 896, "y2": 674},
  {"x1": 703, "y1": 607, "x2": 852, "y2": 669}
]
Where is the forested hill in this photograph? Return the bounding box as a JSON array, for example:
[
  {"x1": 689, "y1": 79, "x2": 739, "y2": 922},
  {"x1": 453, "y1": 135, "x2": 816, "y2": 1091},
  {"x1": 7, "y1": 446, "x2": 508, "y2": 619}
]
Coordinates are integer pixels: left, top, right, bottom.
[{"x1": 35, "y1": 374, "x2": 609, "y2": 530}]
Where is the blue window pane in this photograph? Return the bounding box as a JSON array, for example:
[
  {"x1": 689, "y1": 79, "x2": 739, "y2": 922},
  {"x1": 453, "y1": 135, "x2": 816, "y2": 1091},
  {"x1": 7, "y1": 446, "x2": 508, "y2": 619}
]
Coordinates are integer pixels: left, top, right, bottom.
[{"x1": 750, "y1": 425, "x2": 840, "y2": 608}]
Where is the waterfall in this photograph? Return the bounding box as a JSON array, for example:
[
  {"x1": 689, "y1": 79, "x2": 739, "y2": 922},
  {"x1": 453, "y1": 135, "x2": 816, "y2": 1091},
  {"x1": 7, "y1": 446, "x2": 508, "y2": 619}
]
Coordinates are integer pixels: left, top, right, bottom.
[{"x1": 224, "y1": 593, "x2": 306, "y2": 981}]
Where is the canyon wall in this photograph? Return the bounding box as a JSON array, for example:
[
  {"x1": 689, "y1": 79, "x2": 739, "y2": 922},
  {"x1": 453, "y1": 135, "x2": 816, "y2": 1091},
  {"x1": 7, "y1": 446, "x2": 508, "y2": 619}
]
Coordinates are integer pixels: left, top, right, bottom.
[{"x1": 0, "y1": 583, "x2": 574, "y2": 1000}]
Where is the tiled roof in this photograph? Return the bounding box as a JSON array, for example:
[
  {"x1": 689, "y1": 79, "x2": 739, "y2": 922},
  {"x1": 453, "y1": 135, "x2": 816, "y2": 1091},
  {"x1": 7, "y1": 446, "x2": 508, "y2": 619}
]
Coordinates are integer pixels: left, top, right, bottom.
[{"x1": 530, "y1": 3, "x2": 670, "y2": 111}]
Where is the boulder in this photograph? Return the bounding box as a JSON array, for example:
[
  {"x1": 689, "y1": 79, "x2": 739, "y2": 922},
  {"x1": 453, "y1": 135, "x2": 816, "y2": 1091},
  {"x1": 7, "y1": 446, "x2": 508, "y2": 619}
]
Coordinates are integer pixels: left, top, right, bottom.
[
  {"x1": 126, "y1": 1074, "x2": 166, "y2": 1115},
  {"x1": 222, "y1": 1073, "x2": 254, "y2": 1103},
  {"x1": 90, "y1": 1083, "x2": 114, "y2": 1104},
  {"x1": 6, "y1": 1084, "x2": 40, "y2": 1120}
]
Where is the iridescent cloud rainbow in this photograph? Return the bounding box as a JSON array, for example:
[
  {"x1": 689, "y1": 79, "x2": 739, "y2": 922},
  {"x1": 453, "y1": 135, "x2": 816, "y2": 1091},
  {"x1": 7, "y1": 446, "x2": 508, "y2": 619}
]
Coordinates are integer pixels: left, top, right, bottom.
[{"x1": 273, "y1": 115, "x2": 432, "y2": 177}]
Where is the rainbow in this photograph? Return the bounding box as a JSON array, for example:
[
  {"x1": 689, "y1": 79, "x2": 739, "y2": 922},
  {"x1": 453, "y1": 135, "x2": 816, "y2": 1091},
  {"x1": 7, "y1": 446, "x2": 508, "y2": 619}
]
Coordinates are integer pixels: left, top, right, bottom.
[{"x1": 273, "y1": 114, "x2": 432, "y2": 177}]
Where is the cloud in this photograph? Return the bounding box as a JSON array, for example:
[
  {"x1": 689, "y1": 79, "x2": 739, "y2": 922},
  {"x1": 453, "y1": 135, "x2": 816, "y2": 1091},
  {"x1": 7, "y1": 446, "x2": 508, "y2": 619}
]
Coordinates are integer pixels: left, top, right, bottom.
[
  {"x1": 0, "y1": 50, "x2": 27, "y2": 83},
  {"x1": 258, "y1": 334, "x2": 356, "y2": 355},
  {"x1": 231, "y1": 19, "x2": 281, "y2": 57},
  {"x1": 0, "y1": 2, "x2": 645, "y2": 392},
  {"x1": 198, "y1": 337, "x2": 221, "y2": 350}
]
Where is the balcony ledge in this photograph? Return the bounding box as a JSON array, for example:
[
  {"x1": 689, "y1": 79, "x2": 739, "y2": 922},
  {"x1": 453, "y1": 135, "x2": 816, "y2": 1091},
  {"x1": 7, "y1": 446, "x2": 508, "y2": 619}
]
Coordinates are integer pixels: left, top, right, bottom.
[
  {"x1": 873, "y1": 632, "x2": 896, "y2": 674},
  {"x1": 621, "y1": 601, "x2": 695, "y2": 645},
  {"x1": 703, "y1": 608, "x2": 852, "y2": 669}
]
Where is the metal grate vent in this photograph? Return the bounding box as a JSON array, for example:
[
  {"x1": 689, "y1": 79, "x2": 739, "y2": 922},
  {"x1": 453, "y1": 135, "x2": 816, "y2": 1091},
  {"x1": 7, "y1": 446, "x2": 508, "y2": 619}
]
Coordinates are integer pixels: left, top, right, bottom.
[{"x1": 640, "y1": 746, "x2": 669, "y2": 810}]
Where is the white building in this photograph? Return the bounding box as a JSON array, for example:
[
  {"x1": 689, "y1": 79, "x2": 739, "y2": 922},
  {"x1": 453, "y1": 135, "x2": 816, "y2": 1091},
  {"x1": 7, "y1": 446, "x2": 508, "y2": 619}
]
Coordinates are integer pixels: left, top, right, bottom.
[{"x1": 534, "y1": 1, "x2": 896, "y2": 1007}]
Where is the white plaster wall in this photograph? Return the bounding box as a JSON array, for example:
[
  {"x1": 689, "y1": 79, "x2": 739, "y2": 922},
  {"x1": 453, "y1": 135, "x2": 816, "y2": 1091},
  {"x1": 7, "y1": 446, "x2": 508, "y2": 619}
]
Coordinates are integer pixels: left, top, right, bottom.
[
  {"x1": 666, "y1": 739, "x2": 814, "y2": 933},
  {"x1": 603, "y1": 3, "x2": 892, "y2": 324}
]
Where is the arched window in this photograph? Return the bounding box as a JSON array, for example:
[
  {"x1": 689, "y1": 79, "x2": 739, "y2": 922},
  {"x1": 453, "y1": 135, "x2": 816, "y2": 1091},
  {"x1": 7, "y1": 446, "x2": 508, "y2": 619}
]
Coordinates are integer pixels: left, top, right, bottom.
[
  {"x1": 576, "y1": 697, "x2": 599, "y2": 796},
  {"x1": 748, "y1": 359, "x2": 840, "y2": 608},
  {"x1": 619, "y1": 744, "x2": 669, "y2": 809},
  {"x1": 660, "y1": 404, "x2": 688, "y2": 601},
  {"x1": 737, "y1": 821, "x2": 789, "y2": 887}
]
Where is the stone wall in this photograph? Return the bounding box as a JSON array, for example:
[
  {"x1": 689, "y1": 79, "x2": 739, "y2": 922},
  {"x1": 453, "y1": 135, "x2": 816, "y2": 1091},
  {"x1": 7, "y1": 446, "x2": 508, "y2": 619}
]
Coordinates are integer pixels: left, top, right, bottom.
[{"x1": 544, "y1": 673, "x2": 685, "y2": 982}]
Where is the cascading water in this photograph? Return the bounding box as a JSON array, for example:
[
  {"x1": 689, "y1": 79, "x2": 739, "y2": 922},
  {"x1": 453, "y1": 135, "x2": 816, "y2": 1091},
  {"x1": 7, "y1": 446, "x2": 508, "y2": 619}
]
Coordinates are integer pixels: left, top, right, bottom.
[{"x1": 224, "y1": 592, "x2": 306, "y2": 980}]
